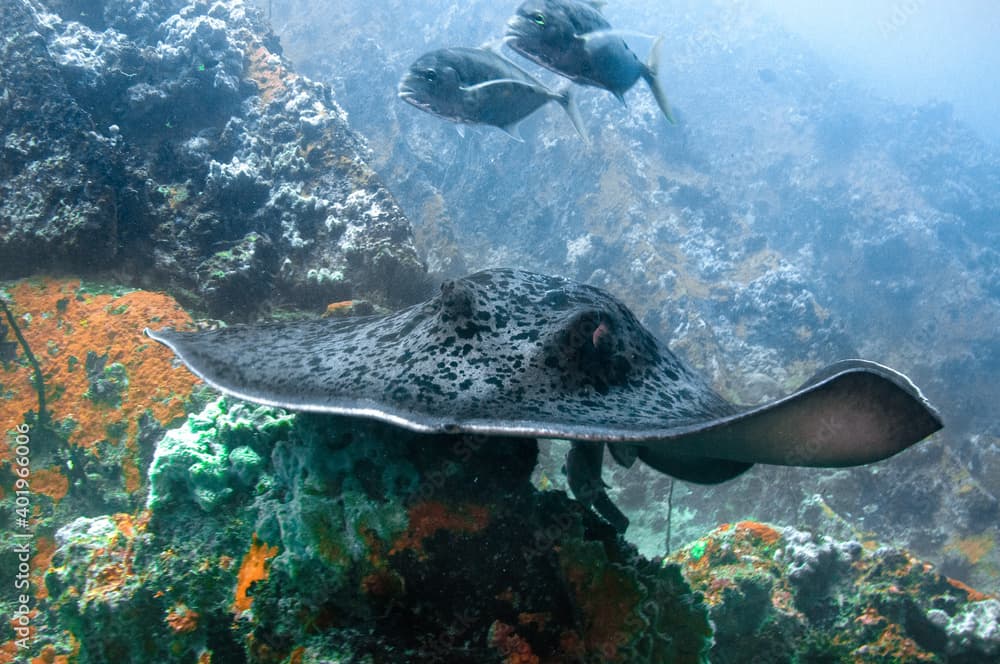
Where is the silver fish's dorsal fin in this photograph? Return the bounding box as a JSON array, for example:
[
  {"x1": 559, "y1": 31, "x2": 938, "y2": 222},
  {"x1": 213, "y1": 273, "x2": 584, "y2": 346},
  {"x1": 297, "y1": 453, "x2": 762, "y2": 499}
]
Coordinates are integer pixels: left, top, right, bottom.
[{"x1": 476, "y1": 44, "x2": 547, "y2": 82}]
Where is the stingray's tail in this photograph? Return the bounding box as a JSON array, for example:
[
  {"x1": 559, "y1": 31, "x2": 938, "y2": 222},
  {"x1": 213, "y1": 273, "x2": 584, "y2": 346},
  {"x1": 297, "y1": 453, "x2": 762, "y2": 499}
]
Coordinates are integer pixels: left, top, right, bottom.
[{"x1": 642, "y1": 36, "x2": 676, "y2": 124}]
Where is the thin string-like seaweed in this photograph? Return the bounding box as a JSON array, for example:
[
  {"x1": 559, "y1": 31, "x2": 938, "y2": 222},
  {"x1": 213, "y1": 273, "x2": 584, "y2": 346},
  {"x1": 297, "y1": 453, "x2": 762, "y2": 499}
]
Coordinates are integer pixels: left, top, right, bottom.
[
  {"x1": 0, "y1": 295, "x2": 48, "y2": 425},
  {"x1": 664, "y1": 478, "x2": 674, "y2": 555}
]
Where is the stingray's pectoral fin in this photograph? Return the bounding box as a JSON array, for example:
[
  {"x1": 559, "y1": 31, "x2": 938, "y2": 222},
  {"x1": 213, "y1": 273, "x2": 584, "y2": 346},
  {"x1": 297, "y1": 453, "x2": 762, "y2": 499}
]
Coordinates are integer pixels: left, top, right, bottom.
[
  {"x1": 636, "y1": 450, "x2": 753, "y2": 484},
  {"x1": 647, "y1": 360, "x2": 942, "y2": 470},
  {"x1": 608, "y1": 443, "x2": 639, "y2": 468},
  {"x1": 566, "y1": 441, "x2": 629, "y2": 533}
]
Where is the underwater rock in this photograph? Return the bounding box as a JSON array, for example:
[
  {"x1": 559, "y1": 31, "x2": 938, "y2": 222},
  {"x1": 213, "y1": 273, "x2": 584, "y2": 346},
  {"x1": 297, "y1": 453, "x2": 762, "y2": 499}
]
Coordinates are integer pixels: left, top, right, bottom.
[
  {"x1": 31, "y1": 397, "x2": 714, "y2": 662},
  {"x1": 0, "y1": 279, "x2": 201, "y2": 660},
  {"x1": 0, "y1": 0, "x2": 429, "y2": 317},
  {"x1": 932, "y1": 599, "x2": 1000, "y2": 657},
  {"x1": 0, "y1": 1, "x2": 122, "y2": 275},
  {"x1": 0, "y1": 278, "x2": 198, "y2": 514},
  {"x1": 25, "y1": 391, "x2": 996, "y2": 661},
  {"x1": 672, "y1": 521, "x2": 999, "y2": 662}
]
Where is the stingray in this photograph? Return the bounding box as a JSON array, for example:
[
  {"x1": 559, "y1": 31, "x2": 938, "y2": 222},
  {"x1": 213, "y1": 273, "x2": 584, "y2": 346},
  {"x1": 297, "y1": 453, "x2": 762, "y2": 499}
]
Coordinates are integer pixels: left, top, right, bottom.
[{"x1": 146, "y1": 268, "x2": 941, "y2": 531}]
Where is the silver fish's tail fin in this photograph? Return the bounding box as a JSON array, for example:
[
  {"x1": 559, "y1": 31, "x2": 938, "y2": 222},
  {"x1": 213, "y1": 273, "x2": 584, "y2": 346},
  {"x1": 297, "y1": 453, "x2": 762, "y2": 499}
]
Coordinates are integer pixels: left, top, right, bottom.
[
  {"x1": 554, "y1": 84, "x2": 589, "y2": 144},
  {"x1": 643, "y1": 36, "x2": 676, "y2": 124}
]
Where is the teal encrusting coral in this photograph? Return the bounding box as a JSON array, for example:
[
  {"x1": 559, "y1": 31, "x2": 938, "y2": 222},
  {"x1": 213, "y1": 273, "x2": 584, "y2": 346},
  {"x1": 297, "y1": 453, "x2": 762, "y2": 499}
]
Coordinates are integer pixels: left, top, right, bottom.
[{"x1": 147, "y1": 398, "x2": 292, "y2": 512}]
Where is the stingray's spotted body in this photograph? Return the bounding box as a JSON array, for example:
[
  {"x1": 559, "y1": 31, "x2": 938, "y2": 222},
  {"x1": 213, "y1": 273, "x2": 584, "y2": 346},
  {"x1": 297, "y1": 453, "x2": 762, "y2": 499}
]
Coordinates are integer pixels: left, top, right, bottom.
[{"x1": 147, "y1": 268, "x2": 942, "y2": 531}]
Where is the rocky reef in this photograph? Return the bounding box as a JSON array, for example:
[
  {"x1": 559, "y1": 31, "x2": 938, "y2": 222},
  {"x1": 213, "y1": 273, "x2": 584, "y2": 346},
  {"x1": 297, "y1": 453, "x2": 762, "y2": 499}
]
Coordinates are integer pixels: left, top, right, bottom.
[
  {"x1": 24, "y1": 398, "x2": 714, "y2": 663},
  {"x1": 672, "y1": 521, "x2": 1000, "y2": 662},
  {"x1": 0, "y1": 0, "x2": 429, "y2": 319}
]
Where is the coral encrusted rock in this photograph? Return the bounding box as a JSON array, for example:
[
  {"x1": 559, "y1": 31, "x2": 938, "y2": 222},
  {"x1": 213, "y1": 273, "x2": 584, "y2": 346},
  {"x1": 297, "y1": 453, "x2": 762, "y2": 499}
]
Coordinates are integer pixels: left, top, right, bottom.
[{"x1": 0, "y1": 0, "x2": 429, "y2": 318}]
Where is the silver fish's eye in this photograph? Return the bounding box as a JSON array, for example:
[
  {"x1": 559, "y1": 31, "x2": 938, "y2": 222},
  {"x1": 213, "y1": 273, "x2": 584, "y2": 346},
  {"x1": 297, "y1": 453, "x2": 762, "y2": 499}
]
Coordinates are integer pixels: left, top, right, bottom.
[
  {"x1": 531, "y1": 12, "x2": 545, "y2": 26},
  {"x1": 423, "y1": 69, "x2": 437, "y2": 82}
]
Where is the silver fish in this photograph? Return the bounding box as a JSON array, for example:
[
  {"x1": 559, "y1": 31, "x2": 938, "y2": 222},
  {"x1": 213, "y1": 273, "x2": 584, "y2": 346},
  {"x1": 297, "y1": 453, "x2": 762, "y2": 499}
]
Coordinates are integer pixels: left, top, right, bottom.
[
  {"x1": 398, "y1": 46, "x2": 587, "y2": 141},
  {"x1": 506, "y1": 0, "x2": 675, "y2": 122}
]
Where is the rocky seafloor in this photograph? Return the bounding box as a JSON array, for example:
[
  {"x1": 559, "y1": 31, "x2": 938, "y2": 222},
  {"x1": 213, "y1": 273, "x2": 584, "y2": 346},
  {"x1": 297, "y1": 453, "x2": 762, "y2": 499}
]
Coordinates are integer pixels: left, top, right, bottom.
[{"x1": 1, "y1": 0, "x2": 998, "y2": 662}]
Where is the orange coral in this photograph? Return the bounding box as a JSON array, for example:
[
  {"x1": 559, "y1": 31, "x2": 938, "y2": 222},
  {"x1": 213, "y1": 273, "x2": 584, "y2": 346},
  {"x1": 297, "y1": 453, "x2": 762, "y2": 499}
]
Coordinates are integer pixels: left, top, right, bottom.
[
  {"x1": 247, "y1": 45, "x2": 297, "y2": 106},
  {"x1": 944, "y1": 534, "x2": 995, "y2": 565},
  {"x1": 30, "y1": 467, "x2": 69, "y2": 503},
  {"x1": 32, "y1": 536, "x2": 56, "y2": 601},
  {"x1": 112, "y1": 512, "x2": 140, "y2": 538},
  {"x1": 234, "y1": 534, "x2": 279, "y2": 612},
  {"x1": 489, "y1": 620, "x2": 540, "y2": 664},
  {"x1": 30, "y1": 644, "x2": 69, "y2": 664},
  {"x1": 946, "y1": 577, "x2": 994, "y2": 602},
  {"x1": 735, "y1": 520, "x2": 782, "y2": 546},
  {"x1": 323, "y1": 300, "x2": 355, "y2": 317},
  {"x1": 165, "y1": 603, "x2": 200, "y2": 633},
  {"x1": 517, "y1": 612, "x2": 550, "y2": 630},
  {"x1": 360, "y1": 568, "x2": 404, "y2": 600},
  {"x1": 560, "y1": 548, "x2": 641, "y2": 660},
  {"x1": 855, "y1": 607, "x2": 887, "y2": 627},
  {"x1": 81, "y1": 512, "x2": 148, "y2": 604},
  {"x1": 389, "y1": 501, "x2": 491, "y2": 559},
  {"x1": 855, "y1": 623, "x2": 935, "y2": 661},
  {"x1": 1, "y1": 279, "x2": 197, "y2": 494}
]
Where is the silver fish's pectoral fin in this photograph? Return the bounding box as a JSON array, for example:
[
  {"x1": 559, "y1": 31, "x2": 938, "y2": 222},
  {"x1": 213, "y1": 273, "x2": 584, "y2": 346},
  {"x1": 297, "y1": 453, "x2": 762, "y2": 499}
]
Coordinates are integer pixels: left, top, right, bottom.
[
  {"x1": 567, "y1": 441, "x2": 628, "y2": 533},
  {"x1": 639, "y1": 360, "x2": 942, "y2": 472},
  {"x1": 479, "y1": 38, "x2": 506, "y2": 54},
  {"x1": 578, "y1": 28, "x2": 656, "y2": 43},
  {"x1": 459, "y1": 79, "x2": 543, "y2": 94},
  {"x1": 455, "y1": 124, "x2": 466, "y2": 138}
]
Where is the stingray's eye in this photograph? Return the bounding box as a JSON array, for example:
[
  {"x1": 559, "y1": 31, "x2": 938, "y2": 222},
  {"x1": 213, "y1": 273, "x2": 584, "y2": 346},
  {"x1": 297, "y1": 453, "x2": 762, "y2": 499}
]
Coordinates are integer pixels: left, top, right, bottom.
[
  {"x1": 423, "y1": 69, "x2": 438, "y2": 82},
  {"x1": 531, "y1": 12, "x2": 545, "y2": 26}
]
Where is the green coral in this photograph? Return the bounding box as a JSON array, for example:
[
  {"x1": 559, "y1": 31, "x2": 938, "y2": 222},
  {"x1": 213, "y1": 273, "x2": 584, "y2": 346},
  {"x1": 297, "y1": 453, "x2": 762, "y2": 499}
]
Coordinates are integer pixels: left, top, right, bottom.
[{"x1": 147, "y1": 398, "x2": 292, "y2": 512}]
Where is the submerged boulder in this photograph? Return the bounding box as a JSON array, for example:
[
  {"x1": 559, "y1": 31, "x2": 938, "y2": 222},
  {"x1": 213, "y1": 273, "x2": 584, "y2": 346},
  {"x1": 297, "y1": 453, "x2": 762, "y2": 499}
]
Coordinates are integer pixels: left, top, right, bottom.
[{"x1": 0, "y1": 0, "x2": 428, "y2": 318}]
